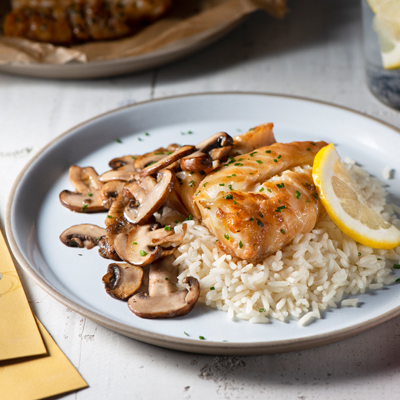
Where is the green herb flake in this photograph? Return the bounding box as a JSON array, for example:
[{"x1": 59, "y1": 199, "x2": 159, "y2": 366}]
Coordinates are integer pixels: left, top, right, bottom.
[
  {"x1": 295, "y1": 190, "x2": 301, "y2": 199},
  {"x1": 203, "y1": 182, "x2": 209, "y2": 188},
  {"x1": 229, "y1": 184, "x2": 234, "y2": 191},
  {"x1": 239, "y1": 241, "x2": 243, "y2": 249},
  {"x1": 358, "y1": 252, "x2": 362, "y2": 256},
  {"x1": 259, "y1": 187, "x2": 264, "y2": 193},
  {"x1": 166, "y1": 151, "x2": 172, "y2": 155},
  {"x1": 184, "y1": 331, "x2": 189, "y2": 336},
  {"x1": 397, "y1": 278, "x2": 400, "y2": 283},
  {"x1": 78, "y1": 254, "x2": 82, "y2": 256},
  {"x1": 250, "y1": 217, "x2": 254, "y2": 221},
  {"x1": 87, "y1": 193, "x2": 93, "y2": 197},
  {"x1": 274, "y1": 159, "x2": 278, "y2": 163},
  {"x1": 393, "y1": 264, "x2": 400, "y2": 269},
  {"x1": 132, "y1": 242, "x2": 137, "y2": 245},
  {"x1": 312, "y1": 192, "x2": 318, "y2": 199},
  {"x1": 219, "y1": 183, "x2": 225, "y2": 186},
  {"x1": 165, "y1": 277, "x2": 169, "y2": 280},
  {"x1": 144, "y1": 132, "x2": 150, "y2": 136},
  {"x1": 377, "y1": 258, "x2": 382, "y2": 260},
  {"x1": 311, "y1": 142, "x2": 316, "y2": 146},
  {"x1": 266, "y1": 150, "x2": 271, "y2": 153},
  {"x1": 234, "y1": 163, "x2": 243, "y2": 166},
  {"x1": 306, "y1": 199, "x2": 311, "y2": 203},
  {"x1": 277, "y1": 155, "x2": 282, "y2": 159},
  {"x1": 280, "y1": 229, "x2": 286, "y2": 234},
  {"x1": 107, "y1": 215, "x2": 112, "y2": 218},
  {"x1": 199, "y1": 336, "x2": 206, "y2": 340},
  {"x1": 115, "y1": 138, "x2": 122, "y2": 143},
  {"x1": 154, "y1": 152, "x2": 164, "y2": 155},
  {"x1": 275, "y1": 205, "x2": 286, "y2": 212},
  {"x1": 140, "y1": 250, "x2": 147, "y2": 256},
  {"x1": 276, "y1": 183, "x2": 285, "y2": 189},
  {"x1": 81, "y1": 204, "x2": 88, "y2": 211},
  {"x1": 234, "y1": 200, "x2": 237, "y2": 205},
  {"x1": 138, "y1": 138, "x2": 143, "y2": 141},
  {"x1": 256, "y1": 219, "x2": 264, "y2": 227},
  {"x1": 131, "y1": 156, "x2": 137, "y2": 159},
  {"x1": 189, "y1": 180, "x2": 195, "y2": 187},
  {"x1": 164, "y1": 226, "x2": 173, "y2": 231},
  {"x1": 259, "y1": 212, "x2": 264, "y2": 218},
  {"x1": 224, "y1": 233, "x2": 230, "y2": 240},
  {"x1": 224, "y1": 194, "x2": 233, "y2": 200},
  {"x1": 196, "y1": 191, "x2": 201, "y2": 196},
  {"x1": 267, "y1": 188, "x2": 272, "y2": 193},
  {"x1": 188, "y1": 131, "x2": 193, "y2": 135},
  {"x1": 259, "y1": 308, "x2": 266, "y2": 313},
  {"x1": 255, "y1": 160, "x2": 263, "y2": 164},
  {"x1": 210, "y1": 286, "x2": 215, "y2": 290},
  {"x1": 307, "y1": 148, "x2": 311, "y2": 151},
  {"x1": 250, "y1": 151, "x2": 257, "y2": 157}
]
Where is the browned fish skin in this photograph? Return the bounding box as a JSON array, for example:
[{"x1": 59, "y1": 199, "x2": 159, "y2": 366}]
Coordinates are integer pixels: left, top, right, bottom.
[
  {"x1": 4, "y1": 0, "x2": 172, "y2": 45},
  {"x1": 195, "y1": 141, "x2": 328, "y2": 262}
]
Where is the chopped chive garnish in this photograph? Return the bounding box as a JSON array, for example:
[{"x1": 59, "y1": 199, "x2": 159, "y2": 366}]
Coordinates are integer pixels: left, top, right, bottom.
[
  {"x1": 229, "y1": 184, "x2": 234, "y2": 191},
  {"x1": 259, "y1": 308, "x2": 266, "y2": 313},
  {"x1": 131, "y1": 156, "x2": 137, "y2": 159},
  {"x1": 164, "y1": 226, "x2": 173, "y2": 231},
  {"x1": 219, "y1": 183, "x2": 225, "y2": 186},
  {"x1": 81, "y1": 204, "x2": 88, "y2": 211},
  {"x1": 234, "y1": 200, "x2": 237, "y2": 205},
  {"x1": 234, "y1": 163, "x2": 243, "y2": 166},
  {"x1": 255, "y1": 160, "x2": 263, "y2": 164},
  {"x1": 377, "y1": 258, "x2": 382, "y2": 260},
  {"x1": 266, "y1": 150, "x2": 271, "y2": 153},
  {"x1": 307, "y1": 148, "x2": 311, "y2": 151},
  {"x1": 115, "y1": 138, "x2": 122, "y2": 143},
  {"x1": 277, "y1": 155, "x2": 282, "y2": 159},
  {"x1": 306, "y1": 200, "x2": 310, "y2": 203},
  {"x1": 397, "y1": 278, "x2": 400, "y2": 283},
  {"x1": 256, "y1": 219, "x2": 264, "y2": 227},
  {"x1": 393, "y1": 264, "x2": 400, "y2": 269},
  {"x1": 196, "y1": 191, "x2": 201, "y2": 196},
  {"x1": 250, "y1": 217, "x2": 254, "y2": 221},
  {"x1": 199, "y1": 336, "x2": 205, "y2": 340},
  {"x1": 250, "y1": 151, "x2": 257, "y2": 157},
  {"x1": 144, "y1": 132, "x2": 149, "y2": 136},
  {"x1": 184, "y1": 331, "x2": 189, "y2": 336},
  {"x1": 259, "y1": 212, "x2": 264, "y2": 218},
  {"x1": 140, "y1": 250, "x2": 147, "y2": 256},
  {"x1": 295, "y1": 190, "x2": 301, "y2": 199},
  {"x1": 138, "y1": 138, "x2": 143, "y2": 141},
  {"x1": 275, "y1": 206, "x2": 286, "y2": 212},
  {"x1": 224, "y1": 233, "x2": 230, "y2": 240},
  {"x1": 165, "y1": 277, "x2": 169, "y2": 280},
  {"x1": 210, "y1": 286, "x2": 215, "y2": 290},
  {"x1": 107, "y1": 215, "x2": 112, "y2": 218},
  {"x1": 154, "y1": 152, "x2": 164, "y2": 155},
  {"x1": 189, "y1": 180, "x2": 195, "y2": 187},
  {"x1": 358, "y1": 252, "x2": 361, "y2": 256},
  {"x1": 188, "y1": 131, "x2": 193, "y2": 134},
  {"x1": 259, "y1": 187, "x2": 264, "y2": 192},
  {"x1": 224, "y1": 194, "x2": 233, "y2": 200},
  {"x1": 239, "y1": 241, "x2": 243, "y2": 249},
  {"x1": 87, "y1": 193, "x2": 93, "y2": 197},
  {"x1": 78, "y1": 254, "x2": 82, "y2": 256},
  {"x1": 166, "y1": 151, "x2": 172, "y2": 155},
  {"x1": 312, "y1": 192, "x2": 318, "y2": 199},
  {"x1": 203, "y1": 182, "x2": 209, "y2": 188},
  {"x1": 276, "y1": 183, "x2": 285, "y2": 189},
  {"x1": 311, "y1": 142, "x2": 316, "y2": 146},
  {"x1": 280, "y1": 229, "x2": 285, "y2": 234},
  {"x1": 274, "y1": 159, "x2": 278, "y2": 162}
]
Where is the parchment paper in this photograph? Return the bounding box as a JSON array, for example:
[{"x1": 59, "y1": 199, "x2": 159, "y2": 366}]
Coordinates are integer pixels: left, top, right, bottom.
[{"x1": 0, "y1": 0, "x2": 286, "y2": 65}]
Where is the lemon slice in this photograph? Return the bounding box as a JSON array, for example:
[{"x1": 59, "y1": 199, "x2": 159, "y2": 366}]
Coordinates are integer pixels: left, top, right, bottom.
[
  {"x1": 367, "y1": 0, "x2": 400, "y2": 69},
  {"x1": 312, "y1": 144, "x2": 400, "y2": 249}
]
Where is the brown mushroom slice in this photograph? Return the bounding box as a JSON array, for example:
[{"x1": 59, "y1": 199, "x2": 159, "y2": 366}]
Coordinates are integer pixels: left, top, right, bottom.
[
  {"x1": 109, "y1": 155, "x2": 138, "y2": 170},
  {"x1": 209, "y1": 146, "x2": 232, "y2": 161},
  {"x1": 101, "y1": 180, "x2": 126, "y2": 208},
  {"x1": 134, "y1": 147, "x2": 172, "y2": 170},
  {"x1": 173, "y1": 171, "x2": 203, "y2": 219},
  {"x1": 180, "y1": 151, "x2": 212, "y2": 171},
  {"x1": 124, "y1": 169, "x2": 174, "y2": 224},
  {"x1": 99, "y1": 164, "x2": 138, "y2": 182},
  {"x1": 98, "y1": 237, "x2": 122, "y2": 261},
  {"x1": 196, "y1": 131, "x2": 234, "y2": 153},
  {"x1": 60, "y1": 166, "x2": 106, "y2": 213},
  {"x1": 102, "y1": 263, "x2": 144, "y2": 300},
  {"x1": 127, "y1": 255, "x2": 200, "y2": 319},
  {"x1": 139, "y1": 145, "x2": 196, "y2": 178},
  {"x1": 60, "y1": 224, "x2": 106, "y2": 249}
]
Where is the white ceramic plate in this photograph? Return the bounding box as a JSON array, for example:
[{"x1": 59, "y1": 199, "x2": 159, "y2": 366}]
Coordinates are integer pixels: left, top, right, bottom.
[
  {"x1": 6, "y1": 93, "x2": 400, "y2": 355},
  {"x1": 0, "y1": 20, "x2": 241, "y2": 79}
]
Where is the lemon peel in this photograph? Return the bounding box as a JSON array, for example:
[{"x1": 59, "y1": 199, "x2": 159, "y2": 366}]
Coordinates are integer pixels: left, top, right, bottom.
[{"x1": 312, "y1": 143, "x2": 400, "y2": 249}]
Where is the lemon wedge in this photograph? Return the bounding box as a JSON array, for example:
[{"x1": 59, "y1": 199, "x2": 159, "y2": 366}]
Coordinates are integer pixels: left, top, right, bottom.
[
  {"x1": 312, "y1": 144, "x2": 400, "y2": 249},
  {"x1": 367, "y1": 0, "x2": 400, "y2": 69}
]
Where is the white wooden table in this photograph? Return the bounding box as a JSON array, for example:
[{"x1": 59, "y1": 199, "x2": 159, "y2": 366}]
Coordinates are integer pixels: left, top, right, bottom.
[{"x1": 2, "y1": 0, "x2": 400, "y2": 398}]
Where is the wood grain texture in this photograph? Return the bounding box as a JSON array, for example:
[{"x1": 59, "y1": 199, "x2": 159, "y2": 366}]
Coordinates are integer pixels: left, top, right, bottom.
[{"x1": 2, "y1": 0, "x2": 400, "y2": 399}]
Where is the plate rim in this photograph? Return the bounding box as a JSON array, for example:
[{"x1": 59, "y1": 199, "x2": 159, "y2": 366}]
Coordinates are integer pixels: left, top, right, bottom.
[{"x1": 6, "y1": 91, "x2": 400, "y2": 355}]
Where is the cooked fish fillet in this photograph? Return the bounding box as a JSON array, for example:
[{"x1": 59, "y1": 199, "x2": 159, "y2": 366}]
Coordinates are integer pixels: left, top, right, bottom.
[
  {"x1": 4, "y1": 0, "x2": 172, "y2": 44},
  {"x1": 195, "y1": 141, "x2": 328, "y2": 261}
]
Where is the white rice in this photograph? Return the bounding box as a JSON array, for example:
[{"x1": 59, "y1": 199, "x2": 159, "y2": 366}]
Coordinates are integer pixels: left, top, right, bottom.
[{"x1": 157, "y1": 163, "x2": 400, "y2": 325}]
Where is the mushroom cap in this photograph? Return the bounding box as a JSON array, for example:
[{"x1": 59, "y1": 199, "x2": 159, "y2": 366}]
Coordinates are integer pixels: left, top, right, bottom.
[
  {"x1": 101, "y1": 180, "x2": 126, "y2": 208},
  {"x1": 127, "y1": 256, "x2": 200, "y2": 319},
  {"x1": 124, "y1": 169, "x2": 175, "y2": 225},
  {"x1": 102, "y1": 263, "x2": 144, "y2": 300},
  {"x1": 99, "y1": 165, "x2": 138, "y2": 182},
  {"x1": 59, "y1": 224, "x2": 106, "y2": 249},
  {"x1": 109, "y1": 155, "x2": 138, "y2": 170}
]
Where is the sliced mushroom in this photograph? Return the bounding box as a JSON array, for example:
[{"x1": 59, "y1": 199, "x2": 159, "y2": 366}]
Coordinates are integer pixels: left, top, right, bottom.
[
  {"x1": 99, "y1": 164, "x2": 138, "y2": 182},
  {"x1": 124, "y1": 169, "x2": 175, "y2": 224},
  {"x1": 139, "y1": 145, "x2": 196, "y2": 178},
  {"x1": 133, "y1": 147, "x2": 173, "y2": 170},
  {"x1": 60, "y1": 166, "x2": 107, "y2": 213},
  {"x1": 127, "y1": 255, "x2": 200, "y2": 319},
  {"x1": 98, "y1": 237, "x2": 123, "y2": 261},
  {"x1": 114, "y1": 223, "x2": 186, "y2": 266},
  {"x1": 60, "y1": 224, "x2": 106, "y2": 249},
  {"x1": 101, "y1": 180, "x2": 126, "y2": 209},
  {"x1": 180, "y1": 132, "x2": 234, "y2": 172},
  {"x1": 102, "y1": 263, "x2": 144, "y2": 300},
  {"x1": 105, "y1": 193, "x2": 130, "y2": 227},
  {"x1": 173, "y1": 171, "x2": 203, "y2": 219},
  {"x1": 109, "y1": 155, "x2": 138, "y2": 170}
]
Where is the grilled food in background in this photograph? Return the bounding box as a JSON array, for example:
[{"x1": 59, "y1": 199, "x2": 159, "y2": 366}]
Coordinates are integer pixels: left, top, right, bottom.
[{"x1": 3, "y1": 0, "x2": 172, "y2": 45}]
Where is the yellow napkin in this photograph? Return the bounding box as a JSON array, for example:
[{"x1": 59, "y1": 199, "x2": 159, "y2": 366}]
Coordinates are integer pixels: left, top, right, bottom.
[
  {"x1": 0, "y1": 230, "x2": 46, "y2": 361},
  {"x1": 0, "y1": 230, "x2": 88, "y2": 398},
  {"x1": 0, "y1": 317, "x2": 88, "y2": 400}
]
